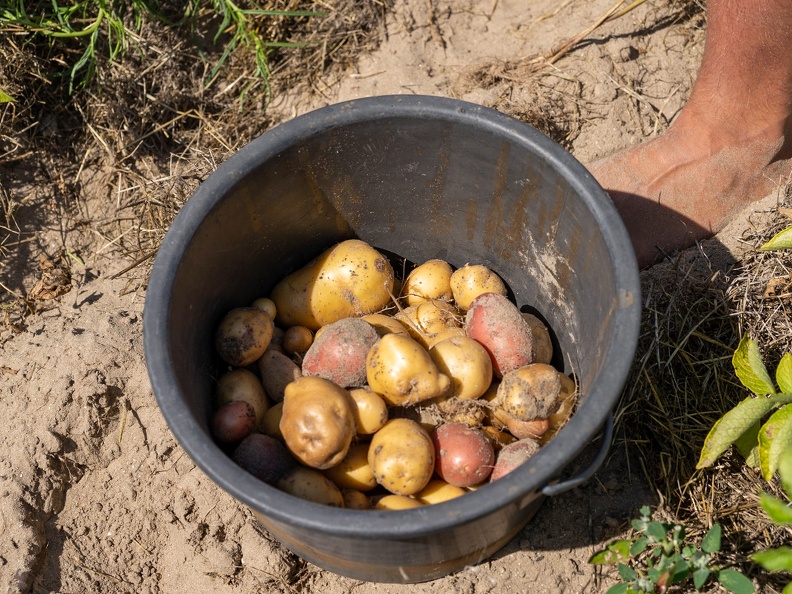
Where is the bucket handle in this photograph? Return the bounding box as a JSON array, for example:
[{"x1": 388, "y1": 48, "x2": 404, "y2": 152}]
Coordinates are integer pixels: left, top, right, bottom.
[{"x1": 540, "y1": 412, "x2": 614, "y2": 497}]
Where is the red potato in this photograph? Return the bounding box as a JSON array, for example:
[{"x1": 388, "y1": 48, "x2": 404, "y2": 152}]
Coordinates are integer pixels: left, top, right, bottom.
[
  {"x1": 232, "y1": 433, "x2": 295, "y2": 484},
  {"x1": 431, "y1": 423, "x2": 495, "y2": 487},
  {"x1": 465, "y1": 292, "x2": 534, "y2": 377},
  {"x1": 489, "y1": 438, "x2": 541, "y2": 482},
  {"x1": 301, "y1": 318, "x2": 380, "y2": 388},
  {"x1": 211, "y1": 401, "x2": 256, "y2": 445}
]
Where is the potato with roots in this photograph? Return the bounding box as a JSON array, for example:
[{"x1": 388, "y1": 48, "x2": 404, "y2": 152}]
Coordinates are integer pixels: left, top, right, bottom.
[
  {"x1": 395, "y1": 299, "x2": 461, "y2": 348},
  {"x1": 401, "y1": 259, "x2": 454, "y2": 306},
  {"x1": 270, "y1": 239, "x2": 395, "y2": 330},
  {"x1": 368, "y1": 418, "x2": 435, "y2": 496},
  {"x1": 279, "y1": 376, "x2": 356, "y2": 469},
  {"x1": 301, "y1": 317, "x2": 379, "y2": 388},
  {"x1": 449, "y1": 264, "x2": 508, "y2": 311},
  {"x1": 214, "y1": 307, "x2": 274, "y2": 367}
]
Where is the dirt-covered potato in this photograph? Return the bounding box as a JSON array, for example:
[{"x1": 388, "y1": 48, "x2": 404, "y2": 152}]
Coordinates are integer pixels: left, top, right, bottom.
[
  {"x1": 211, "y1": 401, "x2": 256, "y2": 445},
  {"x1": 215, "y1": 368, "x2": 270, "y2": 428},
  {"x1": 428, "y1": 335, "x2": 493, "y2": 400},
  {"x1": 366, "y1": 333, "x2": 451, "y2": 406},
  {"x1": 279, "y1": 376, "x2": 356, "y2": 469},
  {"x1": 301, "y1": 317, "x2": 379, "y2": 388},
  {"x1": 282, "y1": 325, "x2": 313, "y2": 355},
  {"x1": 258, "y1": 349, "x2": 301, "y2": 403},
  {"x1": 322, "y1": 442, "x2": 377, "y2": 491},
  {"x1": 415, "y1": 479, "x2": 467, "y2": 505},
  {"x1": 368, "y1": 418, "x2": 435, "y2": 496},
  {"x1": 270, "y1": 239, "x2": 395, "y2": 330},
  {"x1": 496, "y1": 363, "x2": 563, "y2": 422},
  {"x1": 431, "y1": 423, "x2": 494, "y2": 487},
  {"x1": 277, "y1": 466, "x2": 344, "y2": 507},
  {"x1": 401, "y1": 259, "x2": 454, "y2": 306},
  {"x1": 348, "y1": 387, "x2": 389, "y2": 435},
  {"x1": 214, "y1": 307, "x2": 274, "y2": 367},
  {"x1": 395, "y1": 299, "x2": 461, "y2": 348},
  {"x1": 449, "y1": 264, "x2": 508, "y2": 311},
  {"x1": 489, "y1": 438, "x2": 541, "y2": 482},
  {"x1": 540, "y1": 373, "x2": 577, "y2": 444},
  {"x1": 232, "y1": 433, "x2": 294, "y2": 485}
]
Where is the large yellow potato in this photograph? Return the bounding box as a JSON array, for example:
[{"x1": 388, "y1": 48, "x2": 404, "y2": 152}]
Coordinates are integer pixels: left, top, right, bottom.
[
  {"x1": 279, "y1": 376, "x2": 356, "y2": 469},
  {"x1": 449, "y1": 264, "x2": 508, "y2": 311},
  {"x1": 428, "y1": 335, "x2": 493, "y2": 400},
  {"x1": 366, "y1": 333, "x2": 451, "y2": 406},
  {"x1": 368, "y1": 419, "x2": 435, "y2": 496},
  {"x1": 270, "y1": 239, "x2": 395, "y2": 330},
  {"x1": 401, "y1": 259, "x2": 453, "y2": 306}
]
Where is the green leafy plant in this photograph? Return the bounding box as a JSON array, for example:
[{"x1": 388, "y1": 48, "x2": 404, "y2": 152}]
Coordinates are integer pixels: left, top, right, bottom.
[
  {"x1": 750, "y1": 448, "x2": 792, "y2": 593},
  {"x1": 590, "y1": 507, "x2": 754, "y2": 594},
  {"x1": 759, "y1": 226, "x2": 792, "y2": 251},
  {"x1": 697, "y1": 336, "x2": 792, "y2": 479}
]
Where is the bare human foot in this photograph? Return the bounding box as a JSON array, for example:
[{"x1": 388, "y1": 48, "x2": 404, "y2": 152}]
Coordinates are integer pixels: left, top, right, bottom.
[{"x1": 589, "y1": 0, "x2": 792, "y2": 269}]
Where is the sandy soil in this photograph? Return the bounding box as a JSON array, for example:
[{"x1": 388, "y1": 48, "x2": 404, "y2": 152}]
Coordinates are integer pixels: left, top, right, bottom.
[{"x1": 5, "y1": 1, "x2": 783, "y2": 592}]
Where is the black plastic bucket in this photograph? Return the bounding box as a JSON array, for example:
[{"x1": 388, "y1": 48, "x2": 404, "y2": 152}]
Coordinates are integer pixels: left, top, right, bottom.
[{"x1": 143, "y1": 95, "x2": 640, "y2": 583}]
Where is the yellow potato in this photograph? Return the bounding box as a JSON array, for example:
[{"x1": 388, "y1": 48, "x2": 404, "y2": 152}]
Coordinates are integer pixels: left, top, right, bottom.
[
  {"x1": 348, "y1": 387, "x2": 389, "y2": 435},
  {"x1": 373, "y1": 495, "x2": 423, "y2": 510},
  {"x1": 215, "y1": 368, "x2": 270, "y2": 428},
  {"x1": 521, "y1": 312, "x2": 553, "y2": 365},
  {"x1": 270, "y1": 239, "x2": 395, "y2": 330},
  {"x1": 261, "y1": 401, "x2": 284, "y2": 440},
  {"x1": 401, "y1": 259, "x2": 454, "y2": 306},
  {"x1": 424, "y1": 326, "x2": 466, "y2": 350},
  {"x1": 496, "y1": 363, "x2": 563, "y2": 422},
  {"x1": 415, "y1": 479, "x2": 466, "y2": 505},
  {"x1": 428, "y1": 336, "x2": 493, "y2": 400},
  {"x1": 366, "y1": 333, "x2": 451, "y2": 406},
  {"x1": 282, "y1": 325, "x2": 313, "y2": 355},
  {"x1": 449, "y1": 264, "x2": 508, "y2": 311},
  {"x1": 251, "y1": 297, "x2": 277, "y2": 320},
  {"x1": 279, "y1": 376, "x2": 356, "y2": 469},
  {"x1": 214, "y1": 307, "x2": 274, "y2": 367},
  {"x1": 341, "y1": 489, "x2": 371, "y2": 510},
  {"x1": 361, "y1": 314, "x2": 409, "y2": 338},
  {"x1": 481, "y1": 425, "x2": 518, "y2": 451},
  {"x1": 277, "y1": 466, "x2": 344, "y2": 507},
  {"x1": 395, "y1": 300, "x2": 461, "y2": 348},
  {"x1": 540, "y1": 373, "x2": 577, "y2": 444},
  {"x1": 323, "y1": 442, "x2": 377, "y2": 491},
  {"x1": 368, "y1": 419, "x2": 435, "y2": 496}
]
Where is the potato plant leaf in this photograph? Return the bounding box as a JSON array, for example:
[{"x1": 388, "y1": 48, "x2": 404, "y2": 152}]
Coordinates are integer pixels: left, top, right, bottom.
[
  {"x1": 759, "y1": 493, "x2": 792, "y2": 526},
  {"x1": 780, "y1": 448, "x2": 792, "y2": 496},
  {"x1": 733, "y1": 337, "x2": 775, "y2": 395},
  {"x1": 758, "y1": 405, "x2": 792, "y2": 480},
  {"x1": 751, "y1": 546, "x2": 792, "y2": 572},
  {"x1": 734, "y1": 421, "x2": 761, "y2": 467},
  {"x1": 0, "y1": 88, "x2": 14, "y2": 103},
  {"x1": 760, "y1": 226, "x2": 792, "y2": 251},
  {"x1": 776, "y1": 354, "x2": 792, "y2": 393},
  {"x1": 716, "y1": 568, "x2": 755, "y2": 594},
  {"x1": 697, "y1": 397, "x2": 779, "y2": 469}
]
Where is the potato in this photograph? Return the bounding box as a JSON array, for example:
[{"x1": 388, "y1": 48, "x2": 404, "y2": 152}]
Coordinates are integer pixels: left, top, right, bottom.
[
  {"x1": 341, "y1": 489, "x2": 371, "y2": 510},
  {"x1": 323, "y1": 442, "x2": 377, "y2": 491},
  {"x1": 261, "y1": 401, "x2": 284, "y2": 440},
  {"x1": 282, "y1": 325, "x2": 313, "y2": 355},
  {"x1": 481, "y1": 425, "x2": 518, "y2": 451},
  {"x1": 431, "y1": 423, "x2": 494, "y2": 487},
  {"x1": 415, "y1": 479, "x2": 467, "y2": 505},
  {"x1": 232, "y1": 433, "x2": 294, "y2": 485},
  {"x1": 489, "y1": 438, "x2": 541, "y2": 482},
  {"x1": 395, "y1": 299, "x2": 461, "y2": 348},
  {"x1": 301, "y1": 318, "x2": 379, "y2": 388},
  {"x1": 433, "y1": 397, "x2": 487, "y2": 427},
  {"x1": 368, "y1": 418, "x2": 435, "y2": 496},
  {"x1": 258, "y1": 349, "x2": 301, "y2": 403},
  {"x1": 465, "y1": 292, "x2": 534, "y2": 377},
  {"x1": 424, "y1": 326, "x2": 466, "y2": 350},
  {"x1": 366, "y1": 333, "x2": 451, "y2": 406},
  {"x1": 270, "y1": 239, "x2": 395, "y2": 330},
  {"x1": 348, "y1": 387, "x2": 389, "y2": 435},
  {"x1": 279, "y1": 376, "x2": 356, "y2": 469},
  {"x1": 215, "y1": 368, "x2": 270, "y2": 428},
  {"x1": 373, "y1": 495, "x2": 423, "y2": 510},
  {"x1": 401, "y1": 259, "x2": 454, "y2": 306},
  {"x1": 428, "y1": 335, "x2": 493, "y2": 400},
  {"x1": 277, "y1": 466, "x2": 344, "y2": 507},
  {"x1": 496, "y1": 363, "x2": 563, "y2": 422},
  {"x1": 449, "y1": 264, "x2": 508, "y2": 311},
  {"x1": 215, "y1": 307, "x2": 274, "y2": 367},
  {"x1": 361, "y1": 313, "x2": 409, "y2": 338},
  {"x1": 501, "y1": 416, "x2": 550, "y2": 440},
  {"x1": 521, "y1": 312, "x2": 553, "y2": 365},
  {"x1": 211, "y1": 401, "x2": 256, "y2": 445},
  {"x1": 540, "y1": 373, "x2": 577, "y2": 444},
  {"x1": 251, "y1": 297, "x2": 277, "y2": 320}
]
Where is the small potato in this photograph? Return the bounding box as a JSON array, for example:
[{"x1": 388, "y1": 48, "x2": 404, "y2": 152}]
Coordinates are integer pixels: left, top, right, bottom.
[
  {"x1": 211, "y1": 401, "x2": 256, "y2": 445},
  {"x1": 302, "y1": 318, "x2": 379, "y2": 388},
  {"x1": 215, "y1": 368, "x2": 270, "y2": 428},
  {"x1": 490, "y1": 439, "x2": 541, "y2": 482},
  {"x1": 450, "y1": 264, "x2": 508, "y2": 311},
  {"x1": 277, "y1": 466, "x2": 344, "y2": 507},
  {"x1": 341, "y1": 489, "x2": 371, "y2": 510},
  {"x1": 361, "y1": 314, "x2": 409, "y2": 338},
  {"x1": 465, "y1": 292, "x2": 534, "y2": 377},
  {"x1": 366, "y1": 333, "x2": 451, "y2": 406},
  {"x1": 415, "y1": 479, "x2": 467, "y2": 505},
  {"x1": 496, "y1": 363, "x2": 563, "y2": 422},
  {"x1": 282, "y1": 325, "x2": 313, "y2": 355},
  {"x1": 215, "y1": 307, "x2": 274, "y2": 367},
  {"x1": 251, "y1": 297, "x2": 277, "y2": 320},
  {"x1": 270, "y1": 239, "x2": 395, "y2": 330},
  {"x1": 401, "y1": 259, "x2": 454, "y2": 306},
  {"x1": 280, "y1": 376, "x2": 356, "y2": 469},
  {"x1": 258, "y1": 349, "x2": 302, "y2": 403},
  {"x1": 501, "y1": 415, "x2": 550, "y2": 440},
  {"x1": 368, "y1": 419, "x2": 435, "y2": 496},
  {"x1": 373, "y1": 495, "x2": 423, "y2": 510},
  {"x1": 521, "y1": 313, "x2": 553, "y2": 365},
  {"x1": 481, "y1": 426, "x2": 518, "y2": 452},
  {"x1": 395, "y1": 300, "x2": 461, "y2": 348},
  {"x1": 429, "y1": 336, "x2": 493, "y2": 400},
  {"x1": 261, "y1": 401, "x2": 284, "y2": 440},
  {"x1": 323, "y1": 442, "x2": 377, "y2": 491},
  {"x1": 348, "y1": 387, "x2": 389, "y2": 435},
  {"x1": 232, "y1": 433, "x2": 295, "y2": 485},
  {"x1": 431, "y1": 423, "x2": 494, "y2": 487}
]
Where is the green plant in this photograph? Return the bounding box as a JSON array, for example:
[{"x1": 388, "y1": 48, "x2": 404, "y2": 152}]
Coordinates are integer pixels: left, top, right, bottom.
[
  {"x1": 590, "y1": 507, "x2": 754, "y2": 594},
  {"x1": 697, "y1": 336, "x2": 792, "y2": 480},
  {"x1": 750, "y1": 448, "x2": 792, "y2": 593}
]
